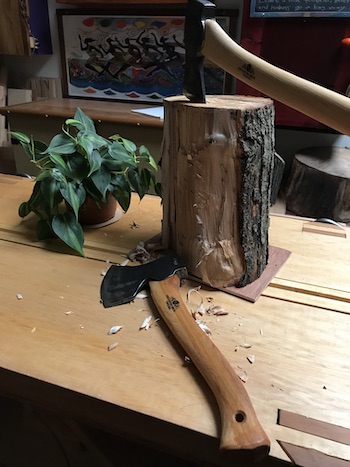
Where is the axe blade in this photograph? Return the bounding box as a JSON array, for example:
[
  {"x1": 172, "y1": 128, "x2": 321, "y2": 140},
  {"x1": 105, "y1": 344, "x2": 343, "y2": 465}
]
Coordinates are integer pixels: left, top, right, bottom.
[
  {"x1": 101, "y1": 255, "x2": 187, "y2": 308},
  {"x1": 183, "y1": 0, "x2": 216, "y2": 103}
]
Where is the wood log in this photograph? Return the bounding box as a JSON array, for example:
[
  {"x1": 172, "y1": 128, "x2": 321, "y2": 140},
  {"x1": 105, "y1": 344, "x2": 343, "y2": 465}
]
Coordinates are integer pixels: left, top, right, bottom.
[
  {"x1": 285, "y1": 146, "x2": 350, "y2": 223},
  {"x1": 161, "y1": 95, "x2": 275, "y2": 288}
]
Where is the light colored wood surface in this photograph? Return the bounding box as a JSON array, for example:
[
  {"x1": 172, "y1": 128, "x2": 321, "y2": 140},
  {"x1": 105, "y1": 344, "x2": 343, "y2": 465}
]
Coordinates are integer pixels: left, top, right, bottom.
[
  {"x1": 0, "y1": 175, "x2": 350, "y2": 464},
  {"x1": 0, "y1": 98, "x2": 163, "y2": 128}
]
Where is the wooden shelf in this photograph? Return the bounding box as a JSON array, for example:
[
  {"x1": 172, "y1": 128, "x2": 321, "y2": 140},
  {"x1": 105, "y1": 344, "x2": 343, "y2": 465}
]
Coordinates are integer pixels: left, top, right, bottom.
[{"x1": 1, "y1": 98, "x2": 164, "y2": 129}]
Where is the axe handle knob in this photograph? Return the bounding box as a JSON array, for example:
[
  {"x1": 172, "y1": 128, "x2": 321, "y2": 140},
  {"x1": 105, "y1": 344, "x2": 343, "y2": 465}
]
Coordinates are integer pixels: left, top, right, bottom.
[
  {"x1": 202, "y1": 19, "x2": 350, "y2": 136},
  {"x1": 149, "y1": 274, "x2": 270, "y2": 455}
]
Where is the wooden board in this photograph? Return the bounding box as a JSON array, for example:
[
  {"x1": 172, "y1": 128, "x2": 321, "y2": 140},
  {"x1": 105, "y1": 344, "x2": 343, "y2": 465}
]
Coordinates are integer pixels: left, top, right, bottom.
[
  {"x1": 1, "y1": 239, "x2": 350, "y2": 463},
  {"x1": 0, "y1": 98, "x2": 163, "y2": 128},
  {"x1": 0, "y1": 174, "x2": 350, "y2": 464},
  {"x1": 1, "y1": 175, "x2": 350, "y2": 309}
]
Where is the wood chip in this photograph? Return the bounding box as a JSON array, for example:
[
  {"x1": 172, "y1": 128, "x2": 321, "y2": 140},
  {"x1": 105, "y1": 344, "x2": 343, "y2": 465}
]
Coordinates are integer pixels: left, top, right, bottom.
[
  {"x1": 206, "y1": 305, "x2": 228, "y2": 316},
  {"x1": 108, "y1": 342, "x2": 118, "y2": 351},
  {"x1": 108, "y1": 325, "x2": 123, "y2": 335},
  {"x1": 16, "y1": 293, "x2": 23, "y2": 300},
  {"x1": 136, "y1": 292, "x2": 148, "y2": 299},
  {"x1": 140, "y1": 315, "x2": 152, "y2": 330},
  {"x1": 247, "y1": 354, "x2": 255, "y2": 364},
  {"x1": 240, "y1": 342, "x2": 252, "y2": 349},
  {"x1": 238, "y1": 371, "x2": 248, "y2": 383},
  {"x1": 196, "y1": 320, "x2": 212, "y2": 335}
]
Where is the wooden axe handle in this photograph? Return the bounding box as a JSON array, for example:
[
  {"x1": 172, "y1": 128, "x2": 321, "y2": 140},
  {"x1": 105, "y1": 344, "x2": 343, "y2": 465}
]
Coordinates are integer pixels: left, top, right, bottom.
[
  {"x1": 149, "y1": 274, "x2": 270, "y2": 455},
  {"x1": 202, "y1": 20, "x2": 350, "y2": 136}
]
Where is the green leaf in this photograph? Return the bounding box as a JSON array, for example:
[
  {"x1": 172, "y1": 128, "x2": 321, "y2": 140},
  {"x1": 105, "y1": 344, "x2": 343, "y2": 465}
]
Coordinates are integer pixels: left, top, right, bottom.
[
  {"x1": 49, "y1": 153, "x2": 68, "y2": 172},
  {"x1": 65, "y1": 118, "x2": 85, "y2": 131},
  {"x1": 108, "y1": 142, "x2": 135, "y2": 166},
  {"x1": 11, "y1": 131, "x2": 30, "y2": 144},
  {"x1": 43, "y1": 134, "x2": 76, "y2": 155},
  {"x1": 35, "y1": 169, "x2": 51, "y2": 183},
  {"x1": 60, "y1": 181, "x2": 85, "y2": 219},
  {"x1": 154, "y1": 182, "x2": 162, "y2": 197},
  {"x1": 113, "y1": 186, "x2": 131, "y2": 212},
  {"x1": 74, "y1": 108, "x2": 96, "y2": 133},
  {"x1": 140, "y1": 168, "x2": 151, "y2": 193},
  {"x1": 119, "y1": 136, "x2": 136, "y2": 153},
  {"x1": 39, "y1": 177, "x2": 61, "y2": 212},
  {"x1": 52, "y1": 212, "x2": 85, "y2": 257},
  {"x1": 90, "y1": 165, "x2": 111, "y2": 199},
  {"x1": 79, "y1": 131, "x2": 109, "y2": 149},
  {"x1": 87, "y1": 149, "x2": 102, "y2": 176},
  {"x1": 66, "y1": 154, "x2": 89, "y2": 182},
  {"x1": 127, "y1": 168, "x2": 145, "y2": 199},
  {"x1": 18, "y1": 201, "x2": 31, "y2": 218},
  {"x1": 36, "y1": 219, "x2": 55, "y2": 240}
]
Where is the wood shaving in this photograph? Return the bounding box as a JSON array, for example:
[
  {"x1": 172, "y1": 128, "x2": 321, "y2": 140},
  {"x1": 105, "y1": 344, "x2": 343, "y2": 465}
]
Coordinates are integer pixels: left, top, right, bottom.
[
  {"x1": 108, "y1": 325, "x2": 123, "y2": 335},
  {"x1": 187, "y1": 286, "x2": 202, "y2": 301},
  {"x1": 64, "y1": 311, "x2": 73, "y2": 315},
  {"x1": 119, "y1": 259, "x2": 130, "y2": 267},
  {"x1": 135, "y1": 292, "x2": 148, "y2": 299},
  {"x1": 101, "y1": 270, "x2": 107, "y2": 276},
  {"x1": 79, "y1": 324, "x2": 85, "y2": 329},
  {"x1": 16, "y1": 293, "x2": 23, "y2": 300},
  {"x1": 240, "y1": 342, "x2": 252, "y2": 349},
  {"x1": 31, "y1": 327, "x2": 36, "y2": 333},
  {"x1": 206, "y1": 305, "x2": 228, "y2": 316},
  {"x1": 260, "y1": 328, "x2": 264, "y2": 336},
  {"x1": 238, "y1": 371, "x2": 248, "y2": 383},
  {"x1": 140, "y1": 315, "x2": 153, "y2": 330},
  {"x1": 108, "y1": 342, "x2": 118, "y2": 351},
  {"x1": 184, "y1": 356, "x2": 191, "y2": 363},
  {"x1": 247, "y1": 354, "x2": 255, "y2": 364},
  {"x1": 128, "y1": 242, "x2": 151, "y2": 263},
  {"x1": 196, "y1": 320, "x2": 211, "y2": 335}
]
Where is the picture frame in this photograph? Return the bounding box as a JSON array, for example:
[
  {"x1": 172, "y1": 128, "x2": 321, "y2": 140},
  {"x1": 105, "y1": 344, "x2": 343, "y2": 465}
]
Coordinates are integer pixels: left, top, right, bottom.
[{"x1": 57, "y1": 8, "x2": 237, "y2": 103}]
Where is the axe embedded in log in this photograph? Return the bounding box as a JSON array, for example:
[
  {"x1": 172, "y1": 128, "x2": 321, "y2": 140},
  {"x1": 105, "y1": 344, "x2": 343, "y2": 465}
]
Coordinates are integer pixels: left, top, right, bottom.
[
  {"x1": 101, "y1": 255, "x2": 270, "y2": 459},
  {"x1": 184, "y1": 0, "x2": 350, "y2": 135}
]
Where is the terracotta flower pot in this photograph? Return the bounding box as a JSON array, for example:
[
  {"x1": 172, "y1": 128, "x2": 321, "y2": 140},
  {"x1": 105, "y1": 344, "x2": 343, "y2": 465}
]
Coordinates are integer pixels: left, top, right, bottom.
[{"x1": 74, "y1": 193, "x2": 118, "y2": 226}]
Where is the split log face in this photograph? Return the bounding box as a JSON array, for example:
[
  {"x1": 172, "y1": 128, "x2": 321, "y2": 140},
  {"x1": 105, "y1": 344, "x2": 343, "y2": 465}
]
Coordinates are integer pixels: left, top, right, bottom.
[
  {"x1": 285, "y1": 147, "x2": 350, "y2": 223},
  {"x1": 161, "y1": 95, "x2": 275, "y2": 288}
]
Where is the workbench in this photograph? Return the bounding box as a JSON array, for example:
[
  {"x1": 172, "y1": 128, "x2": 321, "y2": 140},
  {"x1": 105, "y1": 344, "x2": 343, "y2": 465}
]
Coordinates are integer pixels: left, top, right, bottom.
[{"x1": 0, "y1": 174, "x2": 350, "y2": 466}]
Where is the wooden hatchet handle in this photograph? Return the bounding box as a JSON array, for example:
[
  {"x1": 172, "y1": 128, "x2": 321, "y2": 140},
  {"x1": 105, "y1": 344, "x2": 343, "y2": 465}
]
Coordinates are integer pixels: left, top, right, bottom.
[
  {"x1": 149, "y1": 274, "x2": 270, "y2": 455},
  {"x1": 202, "y1": 19, "x2": 350, "y2": 136}
]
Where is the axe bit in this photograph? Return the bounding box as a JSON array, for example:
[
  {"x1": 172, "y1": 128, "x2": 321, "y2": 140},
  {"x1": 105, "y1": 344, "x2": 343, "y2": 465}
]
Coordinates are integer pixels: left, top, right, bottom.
[
  {"x1": 101, "y1": 255, "x2": 270, "y2": 459},
  {"x1": 183, "y1": 0, "x2": 350, "y2": 135}
]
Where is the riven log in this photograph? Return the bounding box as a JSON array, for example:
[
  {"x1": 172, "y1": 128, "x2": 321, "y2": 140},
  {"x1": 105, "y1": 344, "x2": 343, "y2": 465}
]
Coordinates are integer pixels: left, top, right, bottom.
[
  {"x1": 285, "y1": 146, "x2": 350, "y2": 223},
  {"x1": 161, "y1": 95, "x2": 275, "y2": 288}
]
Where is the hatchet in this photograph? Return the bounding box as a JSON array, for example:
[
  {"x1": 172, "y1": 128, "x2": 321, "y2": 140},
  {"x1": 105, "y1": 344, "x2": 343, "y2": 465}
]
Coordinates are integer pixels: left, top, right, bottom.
[
  {"x1": 101, "y1": 255, "x2": 270, "y2": 459},
  {"x1": 184, "y1": 0, "x2": 350, "y2": 136}
]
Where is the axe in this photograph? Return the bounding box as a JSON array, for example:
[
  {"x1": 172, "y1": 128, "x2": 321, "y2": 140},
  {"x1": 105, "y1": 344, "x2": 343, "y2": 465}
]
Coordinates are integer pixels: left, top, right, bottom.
[
  {"x1": 183, "y1": 0, "x2": 350, "y2": 136},
  {"x1": 101, "y1": 255, "x2": 270, "y2": 459}
]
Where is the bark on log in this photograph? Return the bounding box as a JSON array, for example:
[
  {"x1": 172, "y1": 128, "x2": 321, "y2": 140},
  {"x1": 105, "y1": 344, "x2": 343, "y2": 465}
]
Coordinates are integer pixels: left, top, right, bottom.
[
  {"x1": 161, "y1": 95, "x2": 275, "y2": 288},
  {"x1": 285, "y1": 146, "x2": 350, "y2": 223}
]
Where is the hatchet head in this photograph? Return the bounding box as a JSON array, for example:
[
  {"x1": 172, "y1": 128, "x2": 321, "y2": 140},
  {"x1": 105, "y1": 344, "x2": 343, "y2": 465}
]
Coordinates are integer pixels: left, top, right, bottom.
[
  {"x1": 101, "y1": 255, "x2": 187, "y2": 308},
  {"x1": 183, "y1": 0, "x2": 216, "y2": 103}
]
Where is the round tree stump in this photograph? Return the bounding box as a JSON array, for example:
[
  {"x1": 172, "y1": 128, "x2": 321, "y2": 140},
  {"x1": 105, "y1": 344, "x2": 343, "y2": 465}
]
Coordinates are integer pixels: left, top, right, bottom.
[
  {"x1": 161, "y1": 95, "x2": 275, "y2": 288},
  {"x1": 285, "y1": 146, "x2": 350, "y2": 222}
]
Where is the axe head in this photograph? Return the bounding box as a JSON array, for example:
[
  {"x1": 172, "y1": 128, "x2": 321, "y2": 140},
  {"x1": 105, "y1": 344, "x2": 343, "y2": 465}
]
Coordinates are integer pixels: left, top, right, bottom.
[
  {"x1": 183, "y1": 0, "x2": 216, "y2": 103},
  {"x1": 101, "y1": 255, "x2": 187, "y2": 308}
]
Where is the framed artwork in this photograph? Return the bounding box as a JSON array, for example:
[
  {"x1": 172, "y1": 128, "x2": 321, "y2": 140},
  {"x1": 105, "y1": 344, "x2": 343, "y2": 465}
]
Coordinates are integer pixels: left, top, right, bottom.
[{"x1": 57, "y1": 8, "x2": 237, "y2": 103}]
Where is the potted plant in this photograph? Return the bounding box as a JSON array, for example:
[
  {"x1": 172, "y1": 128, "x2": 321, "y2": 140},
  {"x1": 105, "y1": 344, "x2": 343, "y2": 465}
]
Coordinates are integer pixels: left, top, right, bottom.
[{"x1": 11, "y1": 107, "x2": 161, "y2": 257}]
